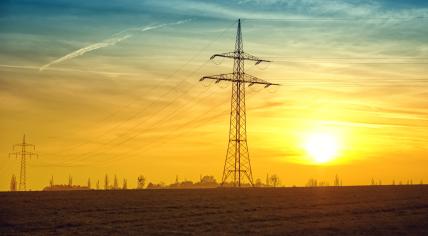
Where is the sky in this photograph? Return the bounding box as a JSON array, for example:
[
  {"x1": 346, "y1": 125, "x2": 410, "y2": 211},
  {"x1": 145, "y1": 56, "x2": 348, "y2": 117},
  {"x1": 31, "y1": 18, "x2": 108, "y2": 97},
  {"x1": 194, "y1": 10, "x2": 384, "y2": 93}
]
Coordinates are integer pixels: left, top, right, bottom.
[{"x1": 1, "y1": 0, "x2": 428, "y2": 190}]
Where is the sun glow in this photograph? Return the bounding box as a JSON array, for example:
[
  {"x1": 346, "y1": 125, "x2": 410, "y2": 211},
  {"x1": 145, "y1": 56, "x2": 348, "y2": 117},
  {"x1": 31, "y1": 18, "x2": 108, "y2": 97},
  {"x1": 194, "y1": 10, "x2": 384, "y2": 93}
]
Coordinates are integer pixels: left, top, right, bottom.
[{"x1": 304, "y1": 132, "x2": 340, "y2": 164}]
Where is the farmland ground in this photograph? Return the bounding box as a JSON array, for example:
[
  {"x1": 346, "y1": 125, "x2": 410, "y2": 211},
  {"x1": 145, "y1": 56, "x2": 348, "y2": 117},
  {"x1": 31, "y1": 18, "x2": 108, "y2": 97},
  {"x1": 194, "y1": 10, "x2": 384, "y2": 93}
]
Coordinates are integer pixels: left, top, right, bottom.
[{"x1": 1, "y1": 186, "x2": 428, "y2": 235}]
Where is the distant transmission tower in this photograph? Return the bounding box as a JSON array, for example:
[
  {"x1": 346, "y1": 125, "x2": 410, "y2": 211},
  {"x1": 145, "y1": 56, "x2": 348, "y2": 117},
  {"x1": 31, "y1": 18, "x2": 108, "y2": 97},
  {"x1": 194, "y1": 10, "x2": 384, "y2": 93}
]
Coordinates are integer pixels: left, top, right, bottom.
[
  {"x1": 200, "y1": 19, "x2": 279, "y2": 187},
  {"x1": 9, "y1": 135, "x2": 38, "y2": 191}
]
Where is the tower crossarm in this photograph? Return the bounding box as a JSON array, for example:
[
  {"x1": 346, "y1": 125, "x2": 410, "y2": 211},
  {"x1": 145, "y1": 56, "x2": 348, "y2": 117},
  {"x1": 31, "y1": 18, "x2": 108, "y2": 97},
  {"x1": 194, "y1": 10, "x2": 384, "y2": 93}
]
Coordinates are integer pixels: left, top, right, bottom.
[
  {"x1": 200, "y1": 73, "x2": 280, "y2": 88},
  {"x1": 9, "y1": 152, "x2": 19, "y2": 158},
  {"x1": 210, "y1": 51, "x2": 271, "y2": 65},
  {"x1": 24, "y1": 151, "x2": 38, "y2": 158},
  {"x1": 13, "y1": 143, "x2": 35, "y2": 150},
  {"x1": 9, "y1": 151, "x2": 38, "y2": 158}
]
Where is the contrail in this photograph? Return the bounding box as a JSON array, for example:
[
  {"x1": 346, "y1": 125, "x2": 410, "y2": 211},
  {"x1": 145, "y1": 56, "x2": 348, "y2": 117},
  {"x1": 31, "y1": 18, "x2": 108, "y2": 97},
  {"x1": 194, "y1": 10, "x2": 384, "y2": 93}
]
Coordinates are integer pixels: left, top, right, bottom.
[
  {"x1": 39, "y1": 19, "x2": 191, "y2": 71},
  {"x1": 39, "y1": 34, "x2": 131, "y2": 71}
]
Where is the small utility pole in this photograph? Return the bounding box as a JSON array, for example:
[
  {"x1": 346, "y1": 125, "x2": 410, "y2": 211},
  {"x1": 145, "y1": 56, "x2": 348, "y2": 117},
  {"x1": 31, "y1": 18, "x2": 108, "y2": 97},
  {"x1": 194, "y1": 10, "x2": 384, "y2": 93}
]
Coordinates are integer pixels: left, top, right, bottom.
[{"x1": 9, "y1": 135, "x2": 38, "y2": 191}]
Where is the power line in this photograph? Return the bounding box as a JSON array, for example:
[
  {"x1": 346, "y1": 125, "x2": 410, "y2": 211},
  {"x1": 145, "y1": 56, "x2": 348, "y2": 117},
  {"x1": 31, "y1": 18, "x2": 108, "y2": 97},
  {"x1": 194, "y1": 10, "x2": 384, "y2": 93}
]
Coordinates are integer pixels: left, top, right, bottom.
[
  {"x1": 75, "y1": 79, "x2": 253, "y2": 166},
  {"x1": 99, "y1": 85, "x2": 269, "y2": 166},
  {"x1": 265, "y1": 57, "x2": 428, "y2": 60},
  {"x1": 242, "y1": 16, "x2": 428, "y2": 22},
  {"x1": 100, "y1": 87, "x2": 267, "y2": 167},
  {"x1": 274, "y1": 61, "x2": 428, "y2": 64},
  {"x1": 59, "y1": 78, "x2": 223, "y2": 165},
  {"x1": 100, "y1": 90, "x2": 233, "y2": 166},
  {"x1": 44, "y1": 21, "x2": 238, "y2": 156}
]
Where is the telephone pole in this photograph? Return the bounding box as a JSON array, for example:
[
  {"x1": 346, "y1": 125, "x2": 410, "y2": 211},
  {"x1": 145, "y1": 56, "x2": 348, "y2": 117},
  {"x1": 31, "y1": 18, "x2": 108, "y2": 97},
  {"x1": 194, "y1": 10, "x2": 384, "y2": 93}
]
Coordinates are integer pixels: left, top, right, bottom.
[
  {"x1": 200, "y1": 19, "x2": 279, "y2": 187},
  {"x1": 9, "y1": 135, "x2": 38, "y2": 191}
]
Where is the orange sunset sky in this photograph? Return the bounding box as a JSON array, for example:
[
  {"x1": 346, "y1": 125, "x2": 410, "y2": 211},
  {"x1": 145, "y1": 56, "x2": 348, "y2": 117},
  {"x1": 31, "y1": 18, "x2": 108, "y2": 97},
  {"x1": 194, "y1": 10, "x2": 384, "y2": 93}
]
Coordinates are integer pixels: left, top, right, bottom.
[{"x1": 1, "y1": 0, "x2": 428, "y2": 190}]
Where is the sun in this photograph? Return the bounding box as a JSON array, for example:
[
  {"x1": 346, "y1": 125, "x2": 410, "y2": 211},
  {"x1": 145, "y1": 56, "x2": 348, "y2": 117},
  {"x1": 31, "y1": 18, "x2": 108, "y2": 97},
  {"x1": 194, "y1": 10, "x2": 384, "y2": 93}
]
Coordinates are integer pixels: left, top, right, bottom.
[{"x1": 304, "y1": 132, "x2": 340, "y2": 164}]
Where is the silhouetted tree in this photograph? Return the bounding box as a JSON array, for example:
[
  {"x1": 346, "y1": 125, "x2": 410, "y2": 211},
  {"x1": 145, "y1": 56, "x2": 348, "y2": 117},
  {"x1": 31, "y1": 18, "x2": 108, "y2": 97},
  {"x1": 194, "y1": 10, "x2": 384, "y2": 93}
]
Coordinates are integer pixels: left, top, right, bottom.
[
  {"x1": 68, "y1": 175, "x2": 73, "y2": 187},
  {"x1": 50, "y1": 176, "x2": 54, "y2": 188},
  {"x1": 123, "y1": 178, "x2": 127, "y2": 190},
  {"x1": 392, "y1": 180, "x2": 395, "y2": 185},
  {"x1": 270, "y1": 174, "x2": 280, "y2": 187},
  {"x1": 137, "y1": 175, "x2": 146, "y2": 189},
  {"x1": 266, "y1": 174, "x2": 270, "y2": 186},
  {"x1": 96, "y1": 180, "x2": 100, "y2": 190},
  {"x1": 306, "y1": 178, "x2": 318, "y2": 187},
  {"x1": 146, "y1": 182, "x2": 165, "y2": 189},
  {"x1": 104, "y1": 174, "x2": 109, "y2": 190},
  {"x1": 334, "y1": 174, "x2": 340, "y2": 187},
  {"x1": 10, "y1": 175, "x2": 17, "y2": 191},
  {"x1": 113, "y1": 175, "x2": 119, "y2": 190},
  {"x1": 255, "y1": 178, "x2": 263, "y2": 187},
  {"x1": 200, "y1": 176, "x2": 217, "y2": 184},
  {"x1": 87, "y1": 178, "x2": 91, "y2": 189}
]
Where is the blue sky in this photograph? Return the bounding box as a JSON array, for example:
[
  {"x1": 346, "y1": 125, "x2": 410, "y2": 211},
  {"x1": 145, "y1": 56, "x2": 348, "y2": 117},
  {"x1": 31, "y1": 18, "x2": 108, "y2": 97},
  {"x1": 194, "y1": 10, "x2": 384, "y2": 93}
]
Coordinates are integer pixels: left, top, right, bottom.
[{"x1": 1, "y1": 0, "x2": 428, "y2": 68}]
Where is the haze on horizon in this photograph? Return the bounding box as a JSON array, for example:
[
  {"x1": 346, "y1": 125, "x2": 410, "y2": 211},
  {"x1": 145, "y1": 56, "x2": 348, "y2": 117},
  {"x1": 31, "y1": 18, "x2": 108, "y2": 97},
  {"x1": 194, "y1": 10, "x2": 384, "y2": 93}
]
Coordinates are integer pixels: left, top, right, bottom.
[{"x1": 1, "y1": 0, "x2": 427, "y2": 191}]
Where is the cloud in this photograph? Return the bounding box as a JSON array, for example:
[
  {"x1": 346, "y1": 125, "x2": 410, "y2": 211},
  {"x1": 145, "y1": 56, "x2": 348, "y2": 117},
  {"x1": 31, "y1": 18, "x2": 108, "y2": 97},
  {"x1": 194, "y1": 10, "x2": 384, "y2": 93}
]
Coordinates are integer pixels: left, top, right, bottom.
[
  {"x1": 154, "y1": 0, "x2": 428, "y2": 22},
  {"x1": 39, "y1": 19, "x2": 191, "y2": 71},
  {"x1": 0, "y1": 64, "x2": 138, "y2": 77}
]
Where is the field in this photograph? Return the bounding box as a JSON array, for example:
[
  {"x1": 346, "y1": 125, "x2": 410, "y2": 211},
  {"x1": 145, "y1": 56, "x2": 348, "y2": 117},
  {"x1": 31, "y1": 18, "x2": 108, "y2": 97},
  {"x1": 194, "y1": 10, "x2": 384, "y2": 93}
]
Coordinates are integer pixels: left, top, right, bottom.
[{"x1": 1, "y1": 186, "x2": 428, "y2": 235}]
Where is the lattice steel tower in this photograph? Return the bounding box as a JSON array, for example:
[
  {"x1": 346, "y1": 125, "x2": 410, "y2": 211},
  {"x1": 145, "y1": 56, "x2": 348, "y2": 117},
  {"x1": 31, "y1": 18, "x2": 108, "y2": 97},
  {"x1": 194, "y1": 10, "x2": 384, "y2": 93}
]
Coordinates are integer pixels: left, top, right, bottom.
[
  {"x1": 9, "y1": 135, "x2": 38, "y2": 191},
  {"x1": 200, "y1": 19, "x2": 279, "y2": 187}
]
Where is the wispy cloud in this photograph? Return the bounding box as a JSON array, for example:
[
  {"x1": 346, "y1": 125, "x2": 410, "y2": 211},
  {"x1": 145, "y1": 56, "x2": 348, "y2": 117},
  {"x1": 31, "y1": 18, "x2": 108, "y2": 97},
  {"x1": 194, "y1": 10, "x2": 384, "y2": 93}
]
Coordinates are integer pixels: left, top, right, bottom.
[
  {"x1": 0, "y1": 64, "x2": 138, "y2": 77},
  {"x1": 39, "y1": 19, "x2": 191, "y2": 71},
  {"x1": 156, "y1": 0, "x2": 428, "y2": 21}
]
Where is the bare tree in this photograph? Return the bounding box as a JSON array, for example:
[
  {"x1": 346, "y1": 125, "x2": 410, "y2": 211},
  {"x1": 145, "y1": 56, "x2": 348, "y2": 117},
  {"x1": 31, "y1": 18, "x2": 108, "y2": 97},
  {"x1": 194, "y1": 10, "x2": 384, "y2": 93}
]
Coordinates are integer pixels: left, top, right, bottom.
[
  {"x1": 334, "y1": 174, "x2": 340, "y2": 187},
  {"x1": 113, "y1": 175, "x2": 119, "y2": 190},
  {"x1": 137, "y1": 175, "x2": 146, "y2": 189},
  {"x1": 10, "y1": 175, "x2": 17, "y2": 191},
  {"x1": 200, "y1": 176, "x2": 217, "y2": 184},
  {"x1": 87, "y1": 178, "x2": 91, "y2": 189},
  {"x1": 104, "y1": 174, "x2": 109, "y2": 190},
  {"x1": 270, "y1": 174, "x2": 280, "y2": 187},
  {"x1": 123, "y1": 178, "x2": 127, "y2": 190},
  {"x1": 266, "y1": 174, "x2": 270, "y2": 187},
  {"x1": 306, "y1": 178, "x2": 318, "y2": 187},
  {"x1": 255, "y1": 178, "x2": 263, "y2": 187}
]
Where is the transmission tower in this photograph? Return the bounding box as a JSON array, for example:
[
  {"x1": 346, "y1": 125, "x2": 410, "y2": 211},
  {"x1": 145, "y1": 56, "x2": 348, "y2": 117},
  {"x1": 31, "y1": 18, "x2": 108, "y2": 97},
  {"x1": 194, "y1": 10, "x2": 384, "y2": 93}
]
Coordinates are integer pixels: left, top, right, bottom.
[
  {"x1": 200, "y1": 19, "x2": 279, "y2": 187},
  {"x1": 9, "y1": 135, "x2": 38, "y2": 191}
]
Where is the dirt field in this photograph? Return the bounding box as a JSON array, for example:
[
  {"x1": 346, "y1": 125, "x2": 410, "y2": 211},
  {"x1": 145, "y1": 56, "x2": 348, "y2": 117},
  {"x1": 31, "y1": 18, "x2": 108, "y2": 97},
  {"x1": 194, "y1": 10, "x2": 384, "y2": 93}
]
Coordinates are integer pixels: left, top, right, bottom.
[{"x1": 1, "y1": 186, "x2": 428, "y2": 235}]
